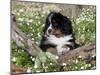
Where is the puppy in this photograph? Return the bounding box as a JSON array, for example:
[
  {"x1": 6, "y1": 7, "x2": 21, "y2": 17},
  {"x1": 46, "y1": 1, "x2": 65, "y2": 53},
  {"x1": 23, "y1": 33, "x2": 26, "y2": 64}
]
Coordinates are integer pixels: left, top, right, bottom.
[{"x1": 40, "y1": 12, "x2": 78, "y2": 55}]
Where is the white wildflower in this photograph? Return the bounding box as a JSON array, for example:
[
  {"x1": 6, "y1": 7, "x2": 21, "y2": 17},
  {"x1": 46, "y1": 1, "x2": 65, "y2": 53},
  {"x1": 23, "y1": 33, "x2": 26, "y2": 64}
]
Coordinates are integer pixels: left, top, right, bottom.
[
  {"x1": 32, "y1": 58, "x2": 35, "y2": 61},
  {"x1": 18, "y1": 18, "x2": 23, "y2": 21},
  {"x1": 75, "y1": 59, "x2": 78, "y2": 63},
  {"x1": 38, "y1": 21, "x2": 41, "y2": 24},
  {"x1": 15, "y1": 34, "x2": 18, "y2": 38},
  {"x1": 87, "y1": 8, "x2": 90, "y2": 11},
  {"x1": 75, "y1": 66, "x2": 78, "y2": 69},
  {"x1": 22, "y1": 49, "x2": 24, "y2": 52},
  {"x1": 42, "y1": 24, "x2": 45, "y2": 27},
  {"x1": 27, "y1": 22, "x2": 30, "y2": 26},
  {"x1": 12, "y1": 57, "x2": 16, "y2": 62},
  {"x1": 34, "y1": 65, "x2": 37, "y2": 69},
  {"x1": 81, "y1": 66, "x2": 84, "y2": 69},
  {"x1": 88, "y1": 64, "x2": 91, "y2": 67},
  {"x1": 32, "y1": 38, "x2": 34, "y2": 41},
  {"x1": 37, "y1": 33, "x2": 40, "y2": 37},
  {"x1": 36, "y1": 70, "x2": 40, "y2": 73},
  {"x1": 78, "y1": 56, "x2": 82, "y2": 58},
  {"x1": 20, "y1": 37, "x2": 23, "y2": 41},
  {"x1": 35, "y1": 16, "x2": 40, "y2": 19},
  {"x1": 36, "y1": 42, "x2": 39, "y2": 44},
  {"x1": 30, "y1": 56, "x2": 33, "y2": 59},
  {"x1": 30, "y1": 33, "x2": 33, "y2": 36},
  {"x1": 62, "y1": 63, "x2": 66, "y2": 66},
  {"x1": 55, "y1": 56, "x2": 59, "y2": 59},
  {"x1": 30, "y1": 27, "x2": 33, "y2": 29},
  {"x1": 32, "y1": 29, "x2": 35, "y2": 32},
  {"x1": 27, "y1": 68, "x2": 32, "y2": 73},
  {"x1": 19, "y1": 9, "x2": 24, "y2": 12},
  {"x1": 42, "y1": 11, "x2": 46, "y2": 14},
  {"x1": 50, "y1": 63, "x2": 53, "y2": 65},
  {"x1": 92, "y1": 55, "x2": 95, "y2": 58},
  {"x1": 36, "y1": 23, "x2": 38, "y2": 26},
  {"x1": 41, "y1": 14, "x2": 44, "y2": 17},
  {"x1": 42, "y1": 63, "x2": 45, "y2": 67},
  {"x1": 47, "y1": 11, "x2": 50, "y2": 14}
]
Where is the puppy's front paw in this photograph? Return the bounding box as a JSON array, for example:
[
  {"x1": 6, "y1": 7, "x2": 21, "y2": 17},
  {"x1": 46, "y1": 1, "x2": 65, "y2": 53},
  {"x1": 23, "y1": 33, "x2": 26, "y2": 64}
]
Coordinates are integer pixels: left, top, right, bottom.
[{"x1": 57, "y1": 47, "x2": 70, "y2": 55}]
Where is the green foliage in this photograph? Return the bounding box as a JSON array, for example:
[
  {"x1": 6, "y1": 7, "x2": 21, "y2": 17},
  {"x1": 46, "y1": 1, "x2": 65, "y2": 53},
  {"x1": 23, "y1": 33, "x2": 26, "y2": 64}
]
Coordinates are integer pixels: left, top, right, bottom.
[
  {"x1": 16, "y1": 11, "x2": 47, "y2": 44},
  {"x1": 12, "y1": 4, "x2": 96, "y2": 73},
  {"x1": 65, "y1": 58, "x2": 94, "y2": 71},
  {"x1": 32, "y1": 52, "x2": 59, "y2": 73},
  {"x1": 72, "y1": 8, "x2": 96, "y2": 45},
  {"x1": 12, "y1": 41, "x2": 34, "y2": 68}
]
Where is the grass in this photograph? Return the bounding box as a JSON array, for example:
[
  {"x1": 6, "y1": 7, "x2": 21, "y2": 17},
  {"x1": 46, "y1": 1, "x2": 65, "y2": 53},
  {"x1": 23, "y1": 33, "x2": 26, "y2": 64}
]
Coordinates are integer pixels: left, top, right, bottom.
[{"x1": 11, "y1": 2, "x2": 96, "y2": 73}]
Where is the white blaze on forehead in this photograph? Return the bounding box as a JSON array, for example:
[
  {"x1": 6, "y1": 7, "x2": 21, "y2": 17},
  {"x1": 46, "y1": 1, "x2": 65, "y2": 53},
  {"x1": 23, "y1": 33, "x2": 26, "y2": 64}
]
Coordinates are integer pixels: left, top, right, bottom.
[
  {"x1": 48, "y1": 13, "x2": 53, "y2": 23},
  {"x1": 46, "y1": 14, "x2": 54, "y2": 35}
]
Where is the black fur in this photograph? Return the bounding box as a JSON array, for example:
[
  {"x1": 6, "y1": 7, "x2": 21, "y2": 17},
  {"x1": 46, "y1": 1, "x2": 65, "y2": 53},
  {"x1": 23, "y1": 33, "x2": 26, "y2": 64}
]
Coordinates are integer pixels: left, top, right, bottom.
[{"x1": 40, "y1": 12, "x2": 78, "y2": 52}]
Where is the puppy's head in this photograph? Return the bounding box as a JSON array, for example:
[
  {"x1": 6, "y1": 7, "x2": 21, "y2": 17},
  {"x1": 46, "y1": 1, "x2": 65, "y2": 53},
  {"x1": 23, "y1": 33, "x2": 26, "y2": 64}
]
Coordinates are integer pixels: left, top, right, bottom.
[{"x1": 43, "y1": 12, "x2": 73, "y2": 37}]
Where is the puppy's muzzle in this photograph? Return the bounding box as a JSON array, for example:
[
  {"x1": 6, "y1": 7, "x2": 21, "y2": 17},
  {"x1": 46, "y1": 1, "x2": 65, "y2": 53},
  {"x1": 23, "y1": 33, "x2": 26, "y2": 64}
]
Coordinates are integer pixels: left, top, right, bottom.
[{"x1": 48, "y1": 29, "x2": 52, "y2": 34}]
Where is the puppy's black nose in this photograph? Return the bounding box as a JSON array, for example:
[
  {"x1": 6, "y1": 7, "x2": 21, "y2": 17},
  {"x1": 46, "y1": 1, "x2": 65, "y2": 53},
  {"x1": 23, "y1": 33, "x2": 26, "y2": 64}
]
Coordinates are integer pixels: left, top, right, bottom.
[{"x1": 48, "y1": 29, "x2": 52, "y2": 33}]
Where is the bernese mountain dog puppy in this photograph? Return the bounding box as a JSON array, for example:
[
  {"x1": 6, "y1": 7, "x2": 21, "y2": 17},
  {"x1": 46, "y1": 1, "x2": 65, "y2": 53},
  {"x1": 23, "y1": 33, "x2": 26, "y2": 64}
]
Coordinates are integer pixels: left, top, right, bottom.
[{"x1": 40, "y1": 12, "x2": 78, "y2": 55}]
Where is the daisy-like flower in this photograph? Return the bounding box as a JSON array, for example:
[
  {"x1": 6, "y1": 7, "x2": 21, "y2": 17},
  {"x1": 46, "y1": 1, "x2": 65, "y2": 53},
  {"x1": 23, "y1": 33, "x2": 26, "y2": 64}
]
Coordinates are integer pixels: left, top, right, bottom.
[
  {"x1": 38, "y1": 21, "x2": 41, "y2": 24},
  {"x1": 18, "y1": 18, "x2": 24, "y2": 22},
  {"x1": 12, "y1": 57, "x2": 16, "y2": 62},
  {"x1": 50, "y1": 63, "x2": 53, "y2": 65},
  {"x1": 75, "y1": 59, "x2": 79, "y2": 63},
  {"x1": 80, "y1": 66, "x2": 84, "y2": 70},
  {"x1": 27, "y1": 67, "x2": 32, "y2": 73},
  {"x1": 32, "y1": 58, "x2": 35, "y2": 62},
  {"x1": 36, "y1": 70, "x2": 40, "y2": 73},
  {"x1": 55, "y1": 56, "x2": 59, "y2": 59},
  {"x1": 19, "y1": 9, "x2": 24, "y2": 12},
  {"x1": 62, "y1": 63, "x2": 66, "y2": 66},
  {"x1": 78, "y1": 56, "x2": 82, "y2": 58},
  {"x1": 34, "y1": 65, "x2": 37, "y2": 69},
  {"x1": 35, "y1": 16, "x2": 40, "y2": 19}
]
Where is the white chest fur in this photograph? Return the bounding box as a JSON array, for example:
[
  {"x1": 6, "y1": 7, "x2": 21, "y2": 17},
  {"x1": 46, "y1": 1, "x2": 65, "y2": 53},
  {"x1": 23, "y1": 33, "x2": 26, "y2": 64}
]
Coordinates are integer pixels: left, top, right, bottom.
[{"x1": 45, "y1": 34, "x2": 73, "y2": 55}]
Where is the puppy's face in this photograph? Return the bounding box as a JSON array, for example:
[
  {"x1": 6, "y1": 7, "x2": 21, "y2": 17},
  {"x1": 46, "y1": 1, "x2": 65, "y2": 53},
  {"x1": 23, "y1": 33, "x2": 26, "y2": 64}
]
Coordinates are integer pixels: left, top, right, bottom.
[{"x1": 44, "y1": 12, "x2": 73, "y2": 37}]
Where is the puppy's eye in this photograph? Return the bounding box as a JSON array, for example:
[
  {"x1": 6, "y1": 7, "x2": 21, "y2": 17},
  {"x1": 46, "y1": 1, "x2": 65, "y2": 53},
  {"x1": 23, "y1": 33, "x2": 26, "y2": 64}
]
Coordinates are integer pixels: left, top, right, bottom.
[
  {"x1": 52, "y1": 24, "x2": 58, "y2": 28},
  {"x1": 54, "y1": 23, "x2": 58, "y2": 26},
  {"x1": 53, "y1": 22, "x2": 58, "y2": 26}
]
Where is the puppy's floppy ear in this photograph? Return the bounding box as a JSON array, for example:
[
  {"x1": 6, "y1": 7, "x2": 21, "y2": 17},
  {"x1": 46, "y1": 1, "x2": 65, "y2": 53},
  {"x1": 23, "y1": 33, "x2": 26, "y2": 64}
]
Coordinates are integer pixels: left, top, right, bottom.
[{"x1": 62, "y1": 16, "x2": 73, "y2": 35}]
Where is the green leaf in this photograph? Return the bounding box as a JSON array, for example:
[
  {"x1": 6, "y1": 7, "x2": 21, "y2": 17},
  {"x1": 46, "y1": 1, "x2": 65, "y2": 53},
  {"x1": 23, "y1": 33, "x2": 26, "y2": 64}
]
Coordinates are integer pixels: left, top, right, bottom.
[
  {"x1": 46, "y1": 52, "x2": 57, "y2": 63},
  {"x1": 38, "y1": 52, "x2": 47, "y2": 63},
  {"x1": 34, "y1": 55, "x2": 41, "y2": 69}
]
